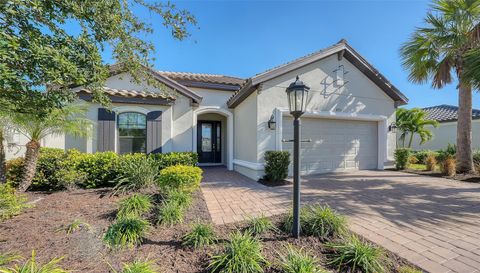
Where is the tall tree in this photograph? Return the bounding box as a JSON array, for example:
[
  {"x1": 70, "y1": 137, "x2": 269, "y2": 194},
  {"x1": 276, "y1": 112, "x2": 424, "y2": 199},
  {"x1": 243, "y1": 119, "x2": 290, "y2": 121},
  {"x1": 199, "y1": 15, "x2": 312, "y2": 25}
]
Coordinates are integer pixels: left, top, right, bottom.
[
  {"x1": 396, "y1": 108, "x2": 439, "y2": 148},
  {"x1": 400, "y1": 0, "x2": 480, "y2": 173},
  {"x1": 0, "y1": 0, "x2": 197, "y2": 116},
  {"x1": 5, "y1": 104, "x2": 92, "y2": 192}
]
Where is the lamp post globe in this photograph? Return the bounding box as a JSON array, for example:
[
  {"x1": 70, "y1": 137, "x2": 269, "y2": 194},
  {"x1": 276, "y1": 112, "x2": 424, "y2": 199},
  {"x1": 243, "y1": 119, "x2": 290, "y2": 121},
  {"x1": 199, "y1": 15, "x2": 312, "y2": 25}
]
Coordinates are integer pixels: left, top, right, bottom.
[{"x1": 285, "y1": 75, "x2": 310, "y2": 238}]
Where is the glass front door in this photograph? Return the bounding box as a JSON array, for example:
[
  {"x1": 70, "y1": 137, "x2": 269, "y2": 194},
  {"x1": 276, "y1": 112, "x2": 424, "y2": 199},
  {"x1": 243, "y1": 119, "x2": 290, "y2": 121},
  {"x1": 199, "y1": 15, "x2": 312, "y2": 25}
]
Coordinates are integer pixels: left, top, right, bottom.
[{"x1": 197, "y1": 121, "x2": 221, "y2": 163}]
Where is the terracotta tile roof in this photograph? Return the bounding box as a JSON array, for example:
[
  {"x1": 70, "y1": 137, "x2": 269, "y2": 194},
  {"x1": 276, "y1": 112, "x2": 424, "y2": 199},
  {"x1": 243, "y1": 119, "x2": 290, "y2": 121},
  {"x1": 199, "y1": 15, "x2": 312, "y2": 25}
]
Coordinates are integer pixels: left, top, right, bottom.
[
  {"x1": 422, "y1": 104, "x2": 480, "y2": 122},
  {"x1": 79, "y1": 87, "x2": 175, "y2": 100},
  {"x1": 158, "y1": 71, "x2": 245, "y2": 87}
]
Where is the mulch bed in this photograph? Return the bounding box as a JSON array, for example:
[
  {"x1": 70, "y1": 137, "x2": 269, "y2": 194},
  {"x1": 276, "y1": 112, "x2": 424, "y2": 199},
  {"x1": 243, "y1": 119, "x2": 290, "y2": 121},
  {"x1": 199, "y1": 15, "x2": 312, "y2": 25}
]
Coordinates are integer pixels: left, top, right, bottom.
[
  {"x1": 401, "y1": 168, "x2": 480, "y2": 183},
  {"x1": 0, "y1": 188, "x2": 415, "y2": 273},
  {"x1": 257, "y1": 179, "x2": 292, "y2": 187}
]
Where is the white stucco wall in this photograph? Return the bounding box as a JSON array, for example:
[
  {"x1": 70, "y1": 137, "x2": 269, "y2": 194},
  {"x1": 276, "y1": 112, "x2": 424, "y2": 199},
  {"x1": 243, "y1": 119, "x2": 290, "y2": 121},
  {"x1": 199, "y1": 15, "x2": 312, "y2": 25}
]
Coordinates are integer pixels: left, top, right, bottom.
[
  {"x1": 408, "y1": 120, "x2": 480, "y2": 151},
  {"x1": 236, "y1": 54, "x2": 397, "y2": 180}
]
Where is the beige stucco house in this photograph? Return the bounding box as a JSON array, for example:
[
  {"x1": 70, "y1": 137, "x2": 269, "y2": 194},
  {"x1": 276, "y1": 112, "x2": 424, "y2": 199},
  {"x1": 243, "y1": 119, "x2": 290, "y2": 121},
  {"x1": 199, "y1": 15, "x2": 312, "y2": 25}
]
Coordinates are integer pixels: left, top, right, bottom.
[
  {"x1": 409, "y1": 105, "x2": 480, "y2": 151},
  {"x1": 5, "y1": 40, "x2": 408, "y2": 180}
]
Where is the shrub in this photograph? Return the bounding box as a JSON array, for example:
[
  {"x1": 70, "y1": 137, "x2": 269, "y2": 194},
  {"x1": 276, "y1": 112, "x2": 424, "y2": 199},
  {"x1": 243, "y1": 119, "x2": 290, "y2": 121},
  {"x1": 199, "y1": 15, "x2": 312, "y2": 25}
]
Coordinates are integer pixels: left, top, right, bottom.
[
  {"x1": 410, "y1": 150, "x2": 433, "y2": 164},
  {"x1": 283, "y1": 205, "x2": 346, "y2": 240},
  {"x1": 436, "y1": 144, "x2": 456, "y2": 163},
  {"x1": 117, "y1": 194, "x2": 153, "y2": 219},
  {"x1": 156, "y1": 200, "x2": 184, "y2": 226},
  {"x1": 303, "y1": 205, "x2": 347, "y2": 240},
  {"x1": 247, "y1": 214, "x2": 277, "y2": 236},
  {"x1": 0, "y1": 250, "x2": 68, "y2": 273},
  {"x1": 425, "y1": 153, "x2": 437, "y2": 171},
  {"x1": 157, "y1": 165, "x2": 202, "y2": 193},
  {"x1": 208, "y1": 231, "x2": 267, "y2": 273},
  {"x1": 113, "y1": 155, "x2": 158, "y2": 194},
  {"x1": 278, "y1": 244, "x2": 326, "y2": 273},
  {"x1": 182, "y1": 223, "x2": 217, "y2": 248},
  {"x1": 394, "y1": 148, "x2": 410, "y2": 170},
  {"x1": 5, "y1": 157, "x2": 24, "y2": 187},
  {"x1": 473, "y1": 150, "x2": 480, "y2": 164},
  {"x1": 151, "y1": 152, "x2": 198, "y2": 169},
  {"x1": 264, "y1": 151, "x2": 290, "y2": 182},
  {"x1": 0, "y1": 184, "x2": 29, "y2": 222},
  {"x1": 72, "y1": 151, "x2": 119, "y2": 188},
  {"x1": 167, "y1": 190, "x2": 192, "y2": 209},
  {"x1": 31, "y1": 148, "x2": 66, "y2": 190},
  {"x1": 103, "y1": 216, "x2": 150, "y2": 249},
  {"x1": 440, "y1": 157, "x2": 456, "y2": 176},
  {"x1": 326, "y1": 235, "x2": 386, "y2": 273},
  {"x1": 407, "y1": 155, "x2": 418, "y2": 165},
  {"x1": 111, "y1": 260, "x2": 159, "y2": 273}
]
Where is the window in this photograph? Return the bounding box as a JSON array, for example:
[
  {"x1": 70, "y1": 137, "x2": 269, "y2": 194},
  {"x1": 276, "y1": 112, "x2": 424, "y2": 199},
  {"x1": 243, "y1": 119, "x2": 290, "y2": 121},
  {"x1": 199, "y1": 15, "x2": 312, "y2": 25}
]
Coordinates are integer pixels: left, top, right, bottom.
[{"x1": 118, "y1": 112, "x2": 147, "y2": 154}]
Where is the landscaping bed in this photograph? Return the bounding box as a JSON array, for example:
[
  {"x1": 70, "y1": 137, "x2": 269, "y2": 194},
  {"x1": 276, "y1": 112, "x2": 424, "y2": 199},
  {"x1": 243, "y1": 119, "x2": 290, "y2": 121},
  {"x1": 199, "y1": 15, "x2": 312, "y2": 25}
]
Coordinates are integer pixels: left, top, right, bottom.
[
  {"x1": 402, "y1": 167, "x2": 480, "y2": 183},
  {"x1": 0, "y1": 188, "x2": 417, "y2": 273}
]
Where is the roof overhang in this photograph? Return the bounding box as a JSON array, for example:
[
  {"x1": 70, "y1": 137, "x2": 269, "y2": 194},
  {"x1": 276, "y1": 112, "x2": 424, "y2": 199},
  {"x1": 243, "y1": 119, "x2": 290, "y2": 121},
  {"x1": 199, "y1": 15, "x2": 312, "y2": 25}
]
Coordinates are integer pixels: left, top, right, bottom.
[{"x1": 227, "y1": 40, "x2": 408, "y2": 108}]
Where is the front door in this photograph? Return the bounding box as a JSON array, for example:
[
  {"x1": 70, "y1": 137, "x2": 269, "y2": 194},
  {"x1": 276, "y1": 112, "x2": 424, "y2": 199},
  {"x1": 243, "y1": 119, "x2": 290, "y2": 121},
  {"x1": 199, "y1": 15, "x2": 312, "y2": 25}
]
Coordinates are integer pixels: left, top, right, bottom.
[{"x1": 197, "y1": 121, "x2": 221, "y2": 163}]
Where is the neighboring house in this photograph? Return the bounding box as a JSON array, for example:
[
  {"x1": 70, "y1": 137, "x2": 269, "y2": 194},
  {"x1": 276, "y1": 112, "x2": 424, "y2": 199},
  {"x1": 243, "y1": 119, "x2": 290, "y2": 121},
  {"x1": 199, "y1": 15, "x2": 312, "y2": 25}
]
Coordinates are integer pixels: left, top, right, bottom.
[
  {"x1": 409, "y1": 104, "x2": 480, "y2": 151},
  {"x1": 5, "y1": 40, "x2": 408, "y2": 180}
]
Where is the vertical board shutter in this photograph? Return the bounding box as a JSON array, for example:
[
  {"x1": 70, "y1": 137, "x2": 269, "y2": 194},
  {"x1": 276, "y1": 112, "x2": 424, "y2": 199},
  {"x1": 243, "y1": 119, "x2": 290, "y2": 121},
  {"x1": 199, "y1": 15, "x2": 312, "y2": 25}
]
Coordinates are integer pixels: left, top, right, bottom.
[
  {"x1": 147, "y1": 111, "x2": 162, "y2": 154},
  {"x1": 97, "y1": 108, "x2": 116, "y2": 152}
]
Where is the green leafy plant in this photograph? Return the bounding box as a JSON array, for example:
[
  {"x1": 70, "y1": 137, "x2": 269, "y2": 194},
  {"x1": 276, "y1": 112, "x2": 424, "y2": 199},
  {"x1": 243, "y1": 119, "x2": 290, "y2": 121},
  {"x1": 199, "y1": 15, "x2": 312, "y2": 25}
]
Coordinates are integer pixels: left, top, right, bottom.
[
  {"x1": 263, "y1": 151, "x2": 290, "y2": 182},
  {"x1": 394, "y1": 148, "x2": 410, "y2": 170},
  {"x1": 246, "y1": 214, "x2": 277, "y2": 236},
  {"x1": 157, "y1": 165, "x2": 202, "y2": 193},
  {"x1": 150, "y1": 152, "x2": 198, "y2": 170},
  {"x1": 167, "y1": 190, "x2": 193, "y2": 209},
  {"x1": 109, "y1": 259, "x2": 159, "y2": 273},
  {"x1": 0, "y1": 184, "x2": 29, "y2": 222},
  {"x1": 0, "y1": 250, "x2": 68, "y2": 273},
  {"x1": 182, "y1": 222, "x2": 217, "y2": 248},
  {"x1": 71, "y1": 151, "x2": 120, "y2": 188},
  {"x1": 103, "y1": 216, "x2": 149, "y2": 249},
  {"x1": 278, "y1": 244, "x2": 326, "y2": 273},
  {"x1": 113, "y1": 155, "x2": 158, "y2": 194},
  {"x1": 303, "y1": 205, "x2": 346, "y2": 240},
  {"x1": 117, "y1": 194, "x2": 153, "y2": 219},
  {"x1": 57, "y1": 219, "x2": 91, "y2": 234},
  {"x1": 156, "y1": 200, "x2": 184, "y2": 226},
  {"x1": 0, "y1": 252, "x2": 22, "y2": 266},
  {"x1": 283, "y1": 205, "x2": 346, "y2": 240},
  {"x1": 326, "y1": 235, "x2": 386, "y2": 273},
  {"x1": 208, "y1": 231, "x2": 267, "y2": 273}
]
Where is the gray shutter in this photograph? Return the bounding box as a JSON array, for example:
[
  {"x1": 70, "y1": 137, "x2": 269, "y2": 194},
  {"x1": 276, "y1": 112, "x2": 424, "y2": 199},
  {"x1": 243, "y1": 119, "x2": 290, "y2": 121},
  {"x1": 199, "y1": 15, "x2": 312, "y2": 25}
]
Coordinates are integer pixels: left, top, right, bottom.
[
  {"x1": 147, "y1": 111, "x2": 162, "y2": 154},
  {"x1": 97, "y1": 108, "x2": 116, "y2": 152}
]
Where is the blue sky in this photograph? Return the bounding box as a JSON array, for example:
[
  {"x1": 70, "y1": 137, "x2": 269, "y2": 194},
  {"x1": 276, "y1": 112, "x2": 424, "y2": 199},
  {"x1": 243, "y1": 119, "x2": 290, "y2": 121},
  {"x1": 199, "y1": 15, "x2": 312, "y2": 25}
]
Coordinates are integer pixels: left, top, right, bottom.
[{"x1": 107, "y1": 0, "x2": 480, "y2": 109}]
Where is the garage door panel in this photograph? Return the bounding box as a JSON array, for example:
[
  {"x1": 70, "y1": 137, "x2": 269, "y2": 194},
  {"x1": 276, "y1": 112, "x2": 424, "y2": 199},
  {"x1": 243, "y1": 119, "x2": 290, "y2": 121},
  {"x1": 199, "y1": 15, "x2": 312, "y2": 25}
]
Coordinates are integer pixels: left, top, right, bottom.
[{"x1": 282, "y1": 117, "x2": 378, "y2": 175}]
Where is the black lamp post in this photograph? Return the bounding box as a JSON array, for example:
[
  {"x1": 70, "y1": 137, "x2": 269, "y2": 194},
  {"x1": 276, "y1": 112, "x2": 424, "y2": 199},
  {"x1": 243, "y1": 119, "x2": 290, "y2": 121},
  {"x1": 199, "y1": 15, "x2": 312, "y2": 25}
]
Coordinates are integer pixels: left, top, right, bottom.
[{"x1": 285, "y1": 75, "x2": 310, "y2": 238}]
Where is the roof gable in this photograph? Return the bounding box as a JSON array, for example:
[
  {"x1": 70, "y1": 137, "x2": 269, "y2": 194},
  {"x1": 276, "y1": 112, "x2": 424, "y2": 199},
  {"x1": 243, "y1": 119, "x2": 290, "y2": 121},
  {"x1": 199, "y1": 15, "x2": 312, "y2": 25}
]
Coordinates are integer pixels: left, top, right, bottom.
[{"x1": 227, "y1": 40, "x2": 408, "y2": 108}]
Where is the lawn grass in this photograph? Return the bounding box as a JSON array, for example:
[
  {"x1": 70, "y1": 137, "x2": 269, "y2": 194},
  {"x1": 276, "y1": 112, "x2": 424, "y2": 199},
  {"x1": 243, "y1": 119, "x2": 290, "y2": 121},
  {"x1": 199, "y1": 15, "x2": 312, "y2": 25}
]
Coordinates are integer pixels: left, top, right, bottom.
[{"x1": 407, "y1": 164, "x2": 427, "y2": 171}]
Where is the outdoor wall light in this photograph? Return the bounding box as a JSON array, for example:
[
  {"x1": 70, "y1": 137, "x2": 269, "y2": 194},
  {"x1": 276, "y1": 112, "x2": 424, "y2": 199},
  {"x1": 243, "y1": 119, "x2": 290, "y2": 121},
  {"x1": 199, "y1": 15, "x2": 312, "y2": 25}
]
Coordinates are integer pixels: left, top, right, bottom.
[
  {"x1": 267, "y1": 114, "x2": 276, "y2": 130},
  {"x1": 389, "y1": 122, "x2": 397, "y2": 133}
]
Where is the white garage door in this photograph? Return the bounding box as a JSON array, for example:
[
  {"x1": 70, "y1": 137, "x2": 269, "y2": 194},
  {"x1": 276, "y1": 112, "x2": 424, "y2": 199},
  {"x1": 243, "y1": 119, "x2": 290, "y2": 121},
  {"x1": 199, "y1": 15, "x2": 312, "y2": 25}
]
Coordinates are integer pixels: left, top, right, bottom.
[{"x1": 282, "y1": 117, "x2": 378, "y2": 175}]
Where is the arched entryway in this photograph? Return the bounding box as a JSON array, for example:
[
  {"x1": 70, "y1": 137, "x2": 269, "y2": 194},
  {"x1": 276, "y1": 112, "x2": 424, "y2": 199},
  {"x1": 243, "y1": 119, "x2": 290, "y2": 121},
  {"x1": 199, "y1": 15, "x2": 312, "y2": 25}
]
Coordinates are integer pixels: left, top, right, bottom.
[{"x1": 193, "y1": 107, "x2": 233, "y2": 170}]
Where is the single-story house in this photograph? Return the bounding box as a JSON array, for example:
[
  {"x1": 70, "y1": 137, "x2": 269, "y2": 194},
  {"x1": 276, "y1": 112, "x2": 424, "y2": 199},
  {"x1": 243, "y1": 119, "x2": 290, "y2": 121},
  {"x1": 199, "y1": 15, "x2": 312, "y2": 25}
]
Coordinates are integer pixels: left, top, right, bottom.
[
  {"x1": 409, "y1": 104, "x2": 480, "y2": 151},
  {"x1": 5, "y1": 39, "x2": 408, "y2": 180}
]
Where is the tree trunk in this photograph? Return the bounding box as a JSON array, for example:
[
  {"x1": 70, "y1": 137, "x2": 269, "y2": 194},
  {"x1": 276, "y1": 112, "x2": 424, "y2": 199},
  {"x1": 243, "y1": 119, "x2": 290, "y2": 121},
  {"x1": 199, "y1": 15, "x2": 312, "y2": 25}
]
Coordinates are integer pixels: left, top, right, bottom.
[
  {"x1": 456, "y1": 84, "x2": 474, "y2": 173},
  {"x1": 0, "y1": 129, "x2": 6, "y2": 184},
  {"x1": 17, "y1": 140, "x2": 40, "y2": 192},
  {"x1": 408, "y1": 132, "x2": 414, "y2": 148}
]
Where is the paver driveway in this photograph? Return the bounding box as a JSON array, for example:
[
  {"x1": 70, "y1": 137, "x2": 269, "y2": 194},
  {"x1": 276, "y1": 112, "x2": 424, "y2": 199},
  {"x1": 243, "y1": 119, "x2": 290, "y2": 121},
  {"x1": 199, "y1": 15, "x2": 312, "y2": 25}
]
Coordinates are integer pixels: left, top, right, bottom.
[{"x1": 201, "y1": 167, "x2": 480, "y2": 273}]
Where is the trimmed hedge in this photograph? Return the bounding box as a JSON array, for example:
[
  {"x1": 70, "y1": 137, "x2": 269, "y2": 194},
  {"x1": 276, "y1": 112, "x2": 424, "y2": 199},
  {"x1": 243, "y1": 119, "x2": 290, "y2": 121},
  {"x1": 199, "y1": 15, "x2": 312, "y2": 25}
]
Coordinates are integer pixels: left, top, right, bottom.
[
  {"x1": 394, "y1": 148, "x2": 410, "y2": 170},
  {"x1": 264, "y1": 151, "x2": 290, "y2": 182},
  {"x1": 6, "y1": 149, "x2": 198, "y2": 191},
  {"x1": 157, "y1": 165, "x2": 203, "y2": 193}
]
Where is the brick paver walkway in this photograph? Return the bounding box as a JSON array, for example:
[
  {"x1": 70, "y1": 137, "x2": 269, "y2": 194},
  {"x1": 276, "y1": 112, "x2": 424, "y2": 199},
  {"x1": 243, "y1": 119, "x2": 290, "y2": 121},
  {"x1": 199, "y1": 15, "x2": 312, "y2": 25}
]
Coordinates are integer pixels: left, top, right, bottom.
[{"x1": 201, "y1": 167, "x2": 480, "y2": 273}]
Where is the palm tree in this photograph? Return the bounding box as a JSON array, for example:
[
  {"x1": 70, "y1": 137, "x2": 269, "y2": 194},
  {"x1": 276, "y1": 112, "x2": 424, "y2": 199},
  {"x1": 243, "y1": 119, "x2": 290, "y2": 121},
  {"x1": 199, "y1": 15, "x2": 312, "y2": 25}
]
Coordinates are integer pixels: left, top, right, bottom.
[
  {"x1": 5, "y1": 103, "x2": 92, "y2": 192},
  {"x1": 396, "y1": 108, "x2": 439, "y2": 148},
  {"x1": 400, "y1": 0, "x2": 480, "y2": 173}
]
